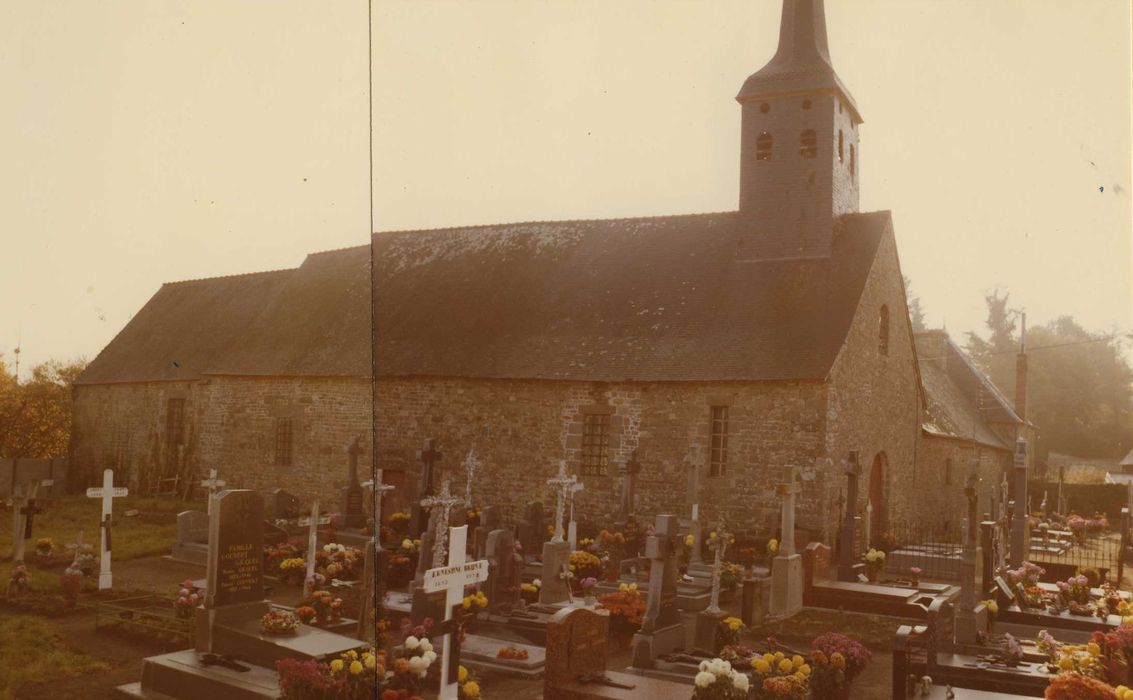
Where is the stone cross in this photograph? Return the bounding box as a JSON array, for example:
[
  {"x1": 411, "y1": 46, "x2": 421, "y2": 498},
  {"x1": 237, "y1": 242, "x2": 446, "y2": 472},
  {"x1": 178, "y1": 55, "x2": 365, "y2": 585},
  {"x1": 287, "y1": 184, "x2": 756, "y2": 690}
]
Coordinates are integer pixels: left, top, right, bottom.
[
  {"x1": 616, "y1": 450, "x2": 642, "y2": 527},
  {"x1": 421, "y1": 480, "x2": 463, "y2": 567},
  {"x1": 567, "y1": 481, "x2": 584, "y2": 550},
  {"x1": 19, "y1": 495, "x2": 43, "y2": 543},
  {"x1": 200, "y1": 469, "x2": 226, "y2": 515},
  {"x1": 423, "y1": 525, "x2": 488, "y2": 700},
  {"x1": 863, "y1": 499, "x2": 873, "y2": 552},
  {"x1": 1040, "y1": 490, "x2": 1048, "y2": 518},
  {"x1": 999, "y1": 473, "x2": 1009, "y2": 525},
  {"x1": 85, "y1": 468, "x2": 128, "y2": 590},
  {"x1": 8, "y1": 483, "x2": 35, "y2": 563},
  {"x1": 462, "y1": 448, "x2": 480, "y2": 508},
  {"x1": 686, "y1": 445, "x2": 701, "y2": 521},
  {"x1": 1009, "y1": 438, "x2": 1030, "y2": 567},
  {"x1": 347, "y1": 436, "x2": 364, "y2": 485},
  {"x1": 362, "y1": 472, "x2": 396, "y2": 548},
  {"x1": 547, "y1": 461, "x2": 578, "y2": 544},
  {"x1": 837, "y1": 452, "x2": 861, "y2": 580},
  {"x1": 416, "y1": 438, "x2": 443, "y2": 498},
  {"x1": 776, "y1": 465, "x2": 802, "y2": 556},
  {"x1": 705, "y1": 516, "x2": 732, "y2": 615}
]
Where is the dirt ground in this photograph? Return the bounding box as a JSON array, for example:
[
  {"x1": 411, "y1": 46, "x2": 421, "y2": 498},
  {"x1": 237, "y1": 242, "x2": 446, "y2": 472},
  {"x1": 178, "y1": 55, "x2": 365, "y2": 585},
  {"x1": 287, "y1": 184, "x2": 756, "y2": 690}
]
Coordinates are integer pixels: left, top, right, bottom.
[{"x1": 5, "y1": 551, "x2": 901, "y2": 699}]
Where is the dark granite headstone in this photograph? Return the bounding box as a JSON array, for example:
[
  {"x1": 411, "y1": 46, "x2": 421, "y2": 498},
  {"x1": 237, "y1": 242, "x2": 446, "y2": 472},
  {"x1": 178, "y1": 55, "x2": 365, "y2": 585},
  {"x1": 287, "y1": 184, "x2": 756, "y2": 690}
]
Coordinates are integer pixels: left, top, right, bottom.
[
  {"x1": 269, "y1": 488, "x2": 302, "y2": 521},
  {"x1": 474, "y1": 505, "x2": 502, "y2": 559},
  {"x1": 803, "y1": 541, "x2": 832, "y2": 593},
  {"x1": 205, "y1": 490, "x2": 264, "y2": 608},
  {"x1": 484, "y1": 528, "x2": 521, "y2": 611},
  {"x1": 342, "y1": 437, "x2": 366, "y2": 529},
  {"x1": 544, "y1": 606, "x2": 610, "y2": 699},
  {"x1": 517, "y1": 501, "x2": 547, "y2": 561}
]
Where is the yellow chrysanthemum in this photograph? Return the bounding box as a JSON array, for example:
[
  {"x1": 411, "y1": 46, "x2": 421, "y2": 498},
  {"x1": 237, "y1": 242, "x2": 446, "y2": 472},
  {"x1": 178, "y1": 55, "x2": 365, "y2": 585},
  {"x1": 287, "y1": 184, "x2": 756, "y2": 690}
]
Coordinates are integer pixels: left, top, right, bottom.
[
  {"x1": 763, "y1": 653, "x2": 775, "y2": 663},
  {"x1": 462, "y1": 680, "x2": 481, "y2": 698},
  {"x1": 778, "y1": 658, "x2": 794, "y2": 673},
  {"x1": 1058, "y1": 656, "x2": 1074, "y2": 671},
  {"x1": 1087, "y1": 642, "x2": 1101, "y2": 657},
  {"x1": 752, "y1": 659, "x2": 770, "y2": 674},
  {"x1": 364, "y1": 654, "x2": 376, "y2": 670},
  {"x1": 349, "y1": 660, "x2": 363, "y2": 675},
  {"x1": 774, "y1": 651, "x2": 785, "y2": 662},
  {"x1": 800, "y1": 663, "x2": 811, "y2": 676},
  {"x1": 792, "y1": 654, "x2": 804, "y2": 668},
  {"x1": 329, "y1": 659, "x2": 344, "y2": 673},
  {"x1": 458, "y1": 665, "x2": 468, "y2": 682}
]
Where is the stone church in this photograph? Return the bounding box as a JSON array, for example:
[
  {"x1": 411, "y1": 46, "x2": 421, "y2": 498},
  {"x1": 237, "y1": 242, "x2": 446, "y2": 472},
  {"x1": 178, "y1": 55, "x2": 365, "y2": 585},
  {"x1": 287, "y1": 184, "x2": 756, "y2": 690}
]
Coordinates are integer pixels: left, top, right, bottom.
[{"x1": 71, "y1": 1, "x2": 1020, "y2": 544}]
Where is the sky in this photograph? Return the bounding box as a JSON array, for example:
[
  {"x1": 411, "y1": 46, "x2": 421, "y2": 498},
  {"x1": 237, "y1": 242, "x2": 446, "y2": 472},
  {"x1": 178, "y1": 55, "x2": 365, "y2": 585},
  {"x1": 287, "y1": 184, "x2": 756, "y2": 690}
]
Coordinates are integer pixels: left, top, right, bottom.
[{"x1": 2, "y1": 1, "x2": 1130, "y2": 379}]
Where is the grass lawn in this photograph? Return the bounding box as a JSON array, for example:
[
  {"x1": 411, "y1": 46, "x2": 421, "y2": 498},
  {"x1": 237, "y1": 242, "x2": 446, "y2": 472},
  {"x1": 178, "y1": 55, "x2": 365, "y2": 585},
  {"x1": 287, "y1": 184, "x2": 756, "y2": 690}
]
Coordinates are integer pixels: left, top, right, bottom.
[
  {"x1": 1, "y1": 495, "x2": 202, "y2": 564},
  {"x1": 0, "y1": 613, "x2": 111, "y2": 699}
]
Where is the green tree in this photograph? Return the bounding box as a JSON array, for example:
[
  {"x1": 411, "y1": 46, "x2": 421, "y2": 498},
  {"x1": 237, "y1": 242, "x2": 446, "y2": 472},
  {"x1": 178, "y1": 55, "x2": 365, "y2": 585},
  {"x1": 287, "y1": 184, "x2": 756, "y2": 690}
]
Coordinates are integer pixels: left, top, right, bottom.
[
  {"x1": 903, "y1": 276, "x2": 927, "y2": 332},
  {"x1": 966, "y1": 297, "x2": 1133, "y2": 459},
  {"x1": 0, "y1": 356, "x2": 87, "y2": 459}
]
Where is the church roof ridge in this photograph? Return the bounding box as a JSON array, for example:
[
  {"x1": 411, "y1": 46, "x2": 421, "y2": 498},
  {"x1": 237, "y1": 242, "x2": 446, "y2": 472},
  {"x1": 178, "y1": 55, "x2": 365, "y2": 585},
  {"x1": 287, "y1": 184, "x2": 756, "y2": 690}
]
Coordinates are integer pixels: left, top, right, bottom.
[
  {"x1": 373, "y1": 210, "x2": 737, "y2": 237},
  {"x1": 163, "y1": 266, "x2": 296, "y2": 287}
]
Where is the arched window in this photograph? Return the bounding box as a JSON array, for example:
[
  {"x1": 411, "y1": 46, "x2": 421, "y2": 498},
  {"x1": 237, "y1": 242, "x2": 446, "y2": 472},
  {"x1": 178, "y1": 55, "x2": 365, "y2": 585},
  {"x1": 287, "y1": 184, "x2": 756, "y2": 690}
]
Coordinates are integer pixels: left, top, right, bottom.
[
  {"x1": 799, "y1": 129, "x2": 817, "y2": 159},
  {"x1": 838, "y1": 130, "x2": 844, "y2": 162},
  {"x1": 756, "y1": 132, "x2": 773, "y2": 161},
  {"x1": 850, "y1": 144, "x2": 856, "y2": 175},
  {"x1": 878, "y1": 305, "x2": 890, "y2": 356}
]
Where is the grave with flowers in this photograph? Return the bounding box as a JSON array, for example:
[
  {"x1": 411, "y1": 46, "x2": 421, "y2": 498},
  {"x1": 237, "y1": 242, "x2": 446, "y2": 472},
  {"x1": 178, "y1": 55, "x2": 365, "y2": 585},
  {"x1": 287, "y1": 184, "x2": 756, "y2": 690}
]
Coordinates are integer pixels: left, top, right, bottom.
[
  {"x1": 118, "y1": 489, "x2": 368, "y2": 700},
  {"x1": 989, "y1": 560, "x2": 1129, "y2": 635}
]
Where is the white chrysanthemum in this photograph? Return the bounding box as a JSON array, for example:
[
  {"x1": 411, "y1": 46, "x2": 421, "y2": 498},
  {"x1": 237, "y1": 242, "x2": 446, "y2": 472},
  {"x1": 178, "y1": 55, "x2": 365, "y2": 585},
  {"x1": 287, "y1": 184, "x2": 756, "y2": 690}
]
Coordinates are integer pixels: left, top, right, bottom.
[
  {"x1": 733, "y1": 673, "x2": 750, "y2": 692},
  {"x1": 408, "y1": 656, "x2": 426, "y2": 674},
  {"x1": 420, "y1": 639, "x2": 433, "y2": 653},
  {"x1": 404, "y1": 636, "x2": 420, "y2": 650},
  {"x1": 699, "y1": 660, "x2": 710, "y2": 672},
  {"x1": 694, "y1": 671, "x2": 715, "y2": 688},
  {"x1": 423, "y1": 650, "x2": 437, "y2": 664},
  {"x1": 533, "y1": 579, "x2": 541, "y2": 587}
]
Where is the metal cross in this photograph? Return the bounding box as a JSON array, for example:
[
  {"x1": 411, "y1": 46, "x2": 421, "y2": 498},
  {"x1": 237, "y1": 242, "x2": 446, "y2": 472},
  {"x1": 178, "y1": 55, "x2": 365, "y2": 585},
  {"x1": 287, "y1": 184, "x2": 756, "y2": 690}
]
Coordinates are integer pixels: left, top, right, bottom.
[
  {"x1": 200, "y1": 469, "x2": 226, "y2": 514},
  {"x1": 547, "y1": 461, "x2": 578, "y2": 544},
  {"x1": 420, "y1": 480, "x2": 463, "y2": 567},
  {"x1": 705, "y1": 515, "x2": 732, "y2": 614},
  {"x1": 20, "y1": 498, "x2": 43, "y2": 541},
  {"x1": 462, "y1": 448, "x2": 481, "y2": 508},
  {"x1": 362, "y1": 471, "x2": 397, "y2": 546},
  {"x1": 416, "y1": 438, "x2": 443, "y2": 497}
]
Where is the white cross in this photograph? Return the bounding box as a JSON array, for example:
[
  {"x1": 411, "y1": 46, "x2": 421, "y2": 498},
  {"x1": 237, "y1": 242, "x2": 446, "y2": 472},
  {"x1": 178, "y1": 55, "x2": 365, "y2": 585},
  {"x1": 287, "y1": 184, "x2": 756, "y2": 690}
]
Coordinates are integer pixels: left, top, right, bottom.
[
  {"x1": 567, "y1": 481, "x2": 584, "y2": 549},
  {"x1": 547, "y1": 461, "x2": 578, "y2": 544},
  {"x1": 423, "y1": 525, "x2": 488, "y2": 700},
  {"x1": 200, "y1": 469, "x2": 226, "y2": 515},
  {"x1": 85, "y1": 469, "x2": 128, "y2": 590},
  {"x1": 301, "y1": 501, "x2": 325, "y2": 583},
  {"x1": 462, "y1": 449, "x2": 481, "y2": 508},
  {"x1": 420, "y1": 480, "x2": 463, "y2": 567},
  {"x1": 776, "y1": 465, "x2": 801, "y2": 557}
]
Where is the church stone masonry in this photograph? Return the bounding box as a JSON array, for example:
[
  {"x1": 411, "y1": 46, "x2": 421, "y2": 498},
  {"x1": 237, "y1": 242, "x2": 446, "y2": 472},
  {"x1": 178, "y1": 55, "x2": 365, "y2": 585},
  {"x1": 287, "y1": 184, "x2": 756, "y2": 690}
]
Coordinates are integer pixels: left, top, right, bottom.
[{"x1": 72, "y1": 1, "x2": 1015, "y2": 545}]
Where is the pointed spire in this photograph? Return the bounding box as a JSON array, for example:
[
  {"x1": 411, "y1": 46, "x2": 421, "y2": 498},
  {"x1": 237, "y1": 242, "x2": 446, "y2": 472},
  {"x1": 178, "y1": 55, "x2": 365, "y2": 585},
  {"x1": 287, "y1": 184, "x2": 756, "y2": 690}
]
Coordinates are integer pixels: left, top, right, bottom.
[{"x1": 737, "y1": 0, "x2": 860, "y2": 119}]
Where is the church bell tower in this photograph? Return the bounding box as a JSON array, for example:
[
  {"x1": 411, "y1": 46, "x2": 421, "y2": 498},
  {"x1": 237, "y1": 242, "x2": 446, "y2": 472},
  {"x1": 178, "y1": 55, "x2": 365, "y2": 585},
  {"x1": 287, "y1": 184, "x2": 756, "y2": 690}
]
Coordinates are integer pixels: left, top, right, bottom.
[{"x1": 736, "y1": 0, "x2": 862, "y2": 259}]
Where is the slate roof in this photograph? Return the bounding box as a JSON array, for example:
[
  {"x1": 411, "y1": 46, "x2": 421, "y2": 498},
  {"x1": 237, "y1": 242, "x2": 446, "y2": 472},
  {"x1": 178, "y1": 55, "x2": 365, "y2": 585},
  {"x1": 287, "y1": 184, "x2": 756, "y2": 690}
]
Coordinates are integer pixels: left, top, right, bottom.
[
  {"x1": 736, "y1": 0, "x2": 861, "y2": 120},
  {"x1": 76, "y1": 268, "x2": 296, "y2": 385},
  {"x1": 79, "y1": 210, "x2": 892, "y2": 385},
  {"x1": 915, "y1": 331, "x2": 1019, "y2": 450},
  {"x1": 373, "y1": 210, "x2": 891, "y2": 382}
]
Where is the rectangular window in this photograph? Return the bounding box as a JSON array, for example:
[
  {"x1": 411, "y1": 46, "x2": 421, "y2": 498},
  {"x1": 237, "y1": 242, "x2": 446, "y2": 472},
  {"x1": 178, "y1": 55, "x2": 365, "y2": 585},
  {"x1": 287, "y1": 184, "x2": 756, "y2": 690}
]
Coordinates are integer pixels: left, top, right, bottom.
[
  {"x1": 166, "y1": 398, "x2": 185, "y2": 446},
  {"x1": 709, "y1": 406, "x2": 729, "y2": 476},
  {"x1": 580, "y1": 413, "x2": 610, "y2": 476},
  {"x1": 275, "y1": 418, "x2": 294, "y2": 467}
]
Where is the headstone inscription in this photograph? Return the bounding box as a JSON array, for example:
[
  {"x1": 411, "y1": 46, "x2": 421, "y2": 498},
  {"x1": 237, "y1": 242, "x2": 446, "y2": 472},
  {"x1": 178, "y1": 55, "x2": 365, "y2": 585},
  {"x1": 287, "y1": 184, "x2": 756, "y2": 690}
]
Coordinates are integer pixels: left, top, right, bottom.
[
  {"x1": 342, "y1": 436, "x2": 366, "y2": 529},
  {"x1": 769, "y1": 465, "x2": 803, "y2": 619},
  {"x1": 837, "y1": 452, "x2": 865, "y2": 581},
  {"x1": 85, "y1": 468, "x2": 128, "y2": 590},
  {"x1": 197, "y1": 489, "x2": 268, "y2": 655},
  {"x1": 631, "y1": 514, "x2": 683, "y2": 668}
]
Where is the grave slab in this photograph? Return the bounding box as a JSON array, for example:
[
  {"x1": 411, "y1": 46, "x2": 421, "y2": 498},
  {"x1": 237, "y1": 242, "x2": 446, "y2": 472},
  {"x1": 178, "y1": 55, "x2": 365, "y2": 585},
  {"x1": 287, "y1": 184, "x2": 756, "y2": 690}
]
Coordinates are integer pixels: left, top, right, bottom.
[{"x1": 116, "y1": 650, "x2": 282, "y2": 700}]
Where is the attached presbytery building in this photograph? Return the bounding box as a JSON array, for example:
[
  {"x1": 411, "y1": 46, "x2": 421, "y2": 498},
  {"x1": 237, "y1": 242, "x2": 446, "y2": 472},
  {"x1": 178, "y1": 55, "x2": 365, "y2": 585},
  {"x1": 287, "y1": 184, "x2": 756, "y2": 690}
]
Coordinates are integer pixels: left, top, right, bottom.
[{"x1": 71, "y1": 1, "x2": 1025, "y2": 544}]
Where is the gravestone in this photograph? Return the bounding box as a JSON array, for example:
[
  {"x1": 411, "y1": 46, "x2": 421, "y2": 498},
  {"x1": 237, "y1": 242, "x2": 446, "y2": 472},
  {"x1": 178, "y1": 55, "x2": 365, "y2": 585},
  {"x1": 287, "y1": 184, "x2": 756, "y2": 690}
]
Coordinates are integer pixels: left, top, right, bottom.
[
  {"x1": 686, "y1": 451, "x2": 704, "y2": 565},
  {"x1": 837, "y1": 452, "x2": 865, "y2": 581},
  {"x1": 484, "y1": 528, "x2": 521, "y2": 611},
  {"x1": 473, "y1": 505, "x2": 501, "y2": 559},
  {"x1": 541, "y1": 464, "x2": 578, "y2": 605},
  {"x1": 462, "y1": 448, "x2": 481, "y2": 508},
  {"x1": 268, "y1": 488, "x2": 302, "y2": 522},
  {"x1": 769, "y1": 465, "x2": 803, "y2": 619},
  {"x1": 544, "y1": 606, "x2": 612, "y2": 700},
  {"x1": 517, "y1": 501, "x2": 547, "y2": 562},
  {"x1": 955, "y1": 473, "x2": 982, "y2": 644},
  {"x1": 614, "y1": 451, "x2": 642, "y2": 529},
  {"x1": 341, "y1": 436, "x2": 366, "y2": 529},
  {"x1": 170, "y1": 510, "x2": 210, "y2": 565},
  {"x1": 631, "y1": 514, "x2": 683, "y2": 668}
]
